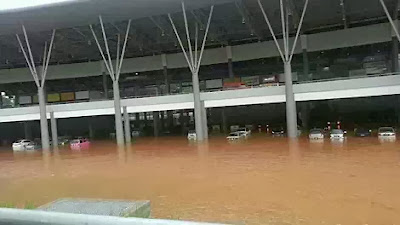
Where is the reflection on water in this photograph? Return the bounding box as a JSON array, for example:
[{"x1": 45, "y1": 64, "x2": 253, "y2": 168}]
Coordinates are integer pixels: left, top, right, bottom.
[
  {"x1": 378, "y1": 136, "x2": 397, "y2": 143},
  {"x1": 330, "y1": 137, "x2": 346, "y2": 146},
  {"x1": 0, "y1": 137, "x2": 400, "y2": 224},
  {"x1": 309, "y1": 138, "x2": 325, "y2": 144}
]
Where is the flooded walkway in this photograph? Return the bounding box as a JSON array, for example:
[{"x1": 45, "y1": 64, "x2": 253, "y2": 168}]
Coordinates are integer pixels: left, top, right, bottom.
[{"x1": 0, "y1": 137, "x2": 400, "y2": 224}]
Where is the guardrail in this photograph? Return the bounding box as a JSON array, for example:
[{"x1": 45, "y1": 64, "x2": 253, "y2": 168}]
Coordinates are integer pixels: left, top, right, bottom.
[
  {"x1": 5, "y1": 72, "x2": 400, "y2": 109},
  {"x1": 0, "y1": 208, "x2": 227, "y2": 225},
  {"x1": 295, "y1": 72, "x2": 400, "y2": 85}
]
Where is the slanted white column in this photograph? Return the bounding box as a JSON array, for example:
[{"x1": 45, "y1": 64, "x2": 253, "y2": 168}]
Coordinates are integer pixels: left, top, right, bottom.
[
  {"x1": 257, "y1": 0, "x2": 309, "y2": 138},
  {"x1": 16, "y1": 27, "x2": 56, "y2": 150},
  {"x1": 300, "y1": 35, "x2": 310, "y2": 80},
  {"x1": 168, "y1": 2, "x2": 214, "y2": 142},
  {"x1": 201, "y1": 101, "x2": 208, "y2": 139},
  {"x1": 226, "y1": 46, "x2": 234, "y2": 78},
  {"x1": 50, "y1": 111, "x2": 58, "y2": 147},
  {"x1": 123, "y1": 106, "x2": 132, "y2": 144},
  {"x1": 380, "y1": 0, "x2": 400, "y2": 43},
  {"x1": 379, "y1": 0, "x2": 400, "y2": 72},
  {"x1": 90, "y1": 17, "x2": 131, "y2": 146}
]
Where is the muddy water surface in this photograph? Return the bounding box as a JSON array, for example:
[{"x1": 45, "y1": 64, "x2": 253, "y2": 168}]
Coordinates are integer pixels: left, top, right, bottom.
[{"x1": 1, "y1": 136, "x2": 400, "y2": 224}]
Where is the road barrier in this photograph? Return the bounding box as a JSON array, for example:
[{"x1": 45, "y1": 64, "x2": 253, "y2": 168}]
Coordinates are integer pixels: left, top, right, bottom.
[{"x1": 0, "y1": 208, "x2": 226, "y2": 225}]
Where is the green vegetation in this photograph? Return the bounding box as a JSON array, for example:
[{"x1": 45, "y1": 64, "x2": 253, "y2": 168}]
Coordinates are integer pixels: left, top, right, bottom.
[
  {"x1": 0, "y1": 202, "x2": 15, "y2": 208},
  {"x1": 23, "y1": 202, "x2": 36, "y2": 209},
  {"x1": 0, "y1": 202, "x2": 36, "y2": 209}
]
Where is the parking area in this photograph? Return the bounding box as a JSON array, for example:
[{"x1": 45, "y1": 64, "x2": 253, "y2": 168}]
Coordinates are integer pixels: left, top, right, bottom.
[{"x1": 0, "y1": 136, "x2": 400, "y2": 224}]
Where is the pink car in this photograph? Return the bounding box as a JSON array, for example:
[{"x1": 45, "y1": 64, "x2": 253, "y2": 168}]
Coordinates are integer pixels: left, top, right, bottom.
[{"x1": 70, "y1": 138, "x2": 90, "y2": 150}]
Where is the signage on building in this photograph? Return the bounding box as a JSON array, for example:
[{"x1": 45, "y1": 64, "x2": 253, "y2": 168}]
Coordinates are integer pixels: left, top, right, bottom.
[
  {"x1": 241, "y1": 76, "x2": 260, "y2": 86},
  {"x1": 19, "y1": 96, "x2": 32, "y2": 105},
  {"x1": 261, "y1": 75, "x2": 278, "y2": 83},
  {"x1": 75, "y1": 91, "x2": 90, "y2": 100},
  {"x1": 206, "y1": 79, "x2": 223, "y2": 89},
  {"x1": 60, "y1": 92, "x2": 75, "y2": 101},
  {"x1": 47, "y1": 93, "x2": 61, "y2": 102}
]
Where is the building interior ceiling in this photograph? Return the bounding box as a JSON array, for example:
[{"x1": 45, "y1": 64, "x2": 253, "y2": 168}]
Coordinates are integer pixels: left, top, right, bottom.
[{"x1": 0, "y1": 0, "x2": 397, "y2": 70}]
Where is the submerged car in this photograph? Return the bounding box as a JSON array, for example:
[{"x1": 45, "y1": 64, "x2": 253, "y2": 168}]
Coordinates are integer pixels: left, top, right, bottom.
[
  {"x1": 132, "y1": 129, "x2": 141, "y2": 138},
  {"x1": 187, "y1": 130, "x2": 197, "y2": 141},
  {"x1": 330, "y1": 129, "x2": 345, "y2": 139},
  {"x1": 271, "y1": 127, "x2": 285, "y2": 137},
  {"x1": 12, "y1": 139, "x2": 37, "y2": 151},
  {"x1": 227, "y1": 132, "x2": 245, "y2": 141},
  {"x1": 378, "y1": 127, "x2": 396, "y2": 137},
  {"x1": 309, "y1": 129, "x2": 324, "y2": 139},
  {"x1": 355, "y1": 128, "x2": 372, "y2": 137},
  {"x1": 58, "y1": 136, "x2": 70, "y2": 146},
  {"x1": 70, "y1": 138, "x2": 90, "y2": 150},
  {"x1": 236, "y1": 127, "x2": 251, "y2": 137}
]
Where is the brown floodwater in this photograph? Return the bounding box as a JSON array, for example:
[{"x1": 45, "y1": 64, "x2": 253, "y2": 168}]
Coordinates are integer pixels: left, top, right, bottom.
[{"x1": 1, "y1": 136, "x2": 400, "y2": 224}]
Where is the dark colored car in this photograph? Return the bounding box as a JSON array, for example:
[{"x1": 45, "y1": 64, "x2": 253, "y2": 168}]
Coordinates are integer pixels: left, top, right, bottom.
[
  {"x1": 271, "y1": 127, "x2": 285, "y2": 136},
  {"x1": 355, "y1": 128, "x2": 372, "y2": 137}
]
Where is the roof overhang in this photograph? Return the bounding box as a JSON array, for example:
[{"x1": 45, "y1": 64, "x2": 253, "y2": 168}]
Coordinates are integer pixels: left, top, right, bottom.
[{"x1": 0, "y1": 0, "x2": 234, "y2": 35}]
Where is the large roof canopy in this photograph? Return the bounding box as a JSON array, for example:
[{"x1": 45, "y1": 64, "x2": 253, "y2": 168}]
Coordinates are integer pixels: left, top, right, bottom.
[
  {"x1": 0, "y1": 0, "x2": 232, "y2": 35},
  {"x1": 0, "y1": 0, "x2": 397, "y2": 70}
]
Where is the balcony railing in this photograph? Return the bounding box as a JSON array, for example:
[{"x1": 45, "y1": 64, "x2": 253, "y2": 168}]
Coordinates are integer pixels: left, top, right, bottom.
[{"x1": 3, "y1": 72, "x2": 400, "y2": 109}]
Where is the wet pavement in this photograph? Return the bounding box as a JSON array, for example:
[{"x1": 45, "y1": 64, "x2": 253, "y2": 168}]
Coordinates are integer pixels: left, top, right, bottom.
[{"x1": 0, "y1": 136, "x2": 400, "y2": 224}]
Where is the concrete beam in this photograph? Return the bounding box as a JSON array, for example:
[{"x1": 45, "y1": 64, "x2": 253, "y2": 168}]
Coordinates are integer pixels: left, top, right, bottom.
[{"x1": 0, "y1": 23, "x2": 396, "y2": 84}]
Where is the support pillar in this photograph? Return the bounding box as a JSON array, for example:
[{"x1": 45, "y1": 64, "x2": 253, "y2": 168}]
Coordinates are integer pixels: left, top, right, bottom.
[
  {"x1": 135, "y1": 113, "x2": 140, "y2": 128},
  {"x1": 89, "y1": 16, "x2": 131, "y2": 147},
  {"x1": 153, "y1": 111, "x2": 160, "y2": 137},
  {"x1": 284, "y1": 62, "x2": 298, "y2": 138},
  {"x1": 396, "y1": 96, "x2": 400, "y2": 125},
  {"x1": 162, "y1": 54, "x2": 170, "y2": 94},
  {"x1": 193, "y1": 72, "x2": 204, "y2": 141},
  {"x1": 221, "y1": 108, "x2": 228, "y2": 134},
  {"x1": 180, "y1": 110, "x2": 185, "y2": 135},
  {"x1": 50, "y1": 111, "x2": 58, "y2": 147},
  {"x1": 257, "y1": 0, "x2": 308, "y2": 138},
  {"x1": 226, "y1": 46, "x2": 234, "y2": 78},
  {"x1": 16, "y1": 27, "x2": 55, "y2": 150},
  {"x1": 168, "y1": 3, "x2": 214, "y2": 142},
  {"x1": 103, "y1": 72, "x2": 109, "y2": 99},
  {"x1": 162, "y1": 54, "x2": 171, "y2": 131},
  {"x1": 299, "y1": 103, "x2": 310, "y2": 130},
  {"x1": 301, "y1": 35, "x2": 310, "y2": 80},
  {"x1": 144, "y1": 112, "x2": 148, "y2": 126},
  {"x1": 163, "y1": 54, "x2": 173, "y2": 127},
  {"x1": 201, "y1": 101, "x2": 208, "y2": 139},
  {"x1": 167, "y1": 111, "x2": 174, "y2": 131},
  {"x1": 160, "y1": 111, "x2": 165, "y2": 131},
  {"x1": 123, "y1": 106, "x2": 131, "y2": 144},
  {"x1": 38, "y1": 87, "x2": 50, "y2": 150},
  {"x1": 14, "y1": 92, "x2": 20, "y2": 107},
  {"x1": 88, "y1": 117, "x2": 94, "y2": 139},
  {"x1": 392, "y1": 20, "x2": 399, "y2": 73},
  {"x1": 24, "y1": 121, "x2": 32, "y2": 140},
  {"x1": 113, "y1": 81, "x2": 124, "y2": 146}
]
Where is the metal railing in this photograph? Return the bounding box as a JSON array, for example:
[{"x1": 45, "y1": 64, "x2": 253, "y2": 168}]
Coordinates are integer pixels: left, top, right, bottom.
[
  {"x1": 0, "y1": 208, "x2": 227, "y2": 225},
  {"x1": 295, "y1": 71, "x2": 400, "y2": 85},
  {"x1": 5, "y1": 72, "x2": 400, "y2": 109}
]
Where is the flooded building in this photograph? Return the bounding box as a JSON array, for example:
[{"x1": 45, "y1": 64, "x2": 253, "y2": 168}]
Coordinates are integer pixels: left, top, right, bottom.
[
  {"x1": 0, "y1": 0, "x2": 398, "y2": 145},
  {"x1": 1, "y1": 1, "x2": 400, "y2": 224}
]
